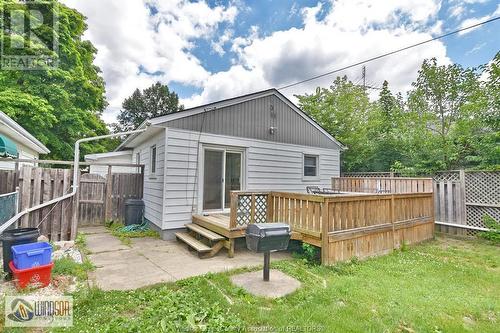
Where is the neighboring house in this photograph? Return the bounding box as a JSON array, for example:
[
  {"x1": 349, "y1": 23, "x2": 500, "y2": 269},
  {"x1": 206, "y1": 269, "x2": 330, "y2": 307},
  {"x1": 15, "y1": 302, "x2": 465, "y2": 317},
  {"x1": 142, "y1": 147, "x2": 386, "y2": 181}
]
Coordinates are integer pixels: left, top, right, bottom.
[
  {"x1": 0, "y1": 111, "x2": 50, "y2": 170},
  {"x1": 112, "y1": 88, "x2": 345, "y2": 239},
  {"x1": 84, "y1": 150, "x2": 136, "y2": 176}
]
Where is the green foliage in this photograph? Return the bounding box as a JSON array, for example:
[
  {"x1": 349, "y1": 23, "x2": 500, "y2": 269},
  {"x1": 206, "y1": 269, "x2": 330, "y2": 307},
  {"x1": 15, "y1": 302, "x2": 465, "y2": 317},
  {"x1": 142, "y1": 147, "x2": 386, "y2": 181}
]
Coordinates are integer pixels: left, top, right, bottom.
[
  {"x1": 297, "y1": 53, "x2": 500, "y2": 173},
  {"x1": 114, "y1": 82, "x2": 184, "y2": 132},
  {"x1": 58, "y1": 238, "x2": 500, "y2": 332},
  {"x1": 0, "y1": 0, "x2": 113, "y2": 160},
  {"x1": 106, "y1": 220, "x2": 159, "y2": 246},
  {"x1": 53, "y1": 257, "x2": 94, "y2": 281},
  {"x1": 297, "y1": 77, "x2": 374, "y2": 171},
  {"x1": 295, "y1": 242, "x2": 321, "y2": 264},
  {"x1": 479, "y1": 215, "x2": 500, "y2": 243},
  {"x1": 59, "y1": 279, "x2": 244, "y2": 332}
]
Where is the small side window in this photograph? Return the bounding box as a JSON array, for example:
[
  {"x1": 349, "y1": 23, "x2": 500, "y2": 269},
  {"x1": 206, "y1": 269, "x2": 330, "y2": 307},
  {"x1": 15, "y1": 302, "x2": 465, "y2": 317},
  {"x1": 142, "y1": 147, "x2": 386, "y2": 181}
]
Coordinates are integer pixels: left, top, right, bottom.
[
  {"x1": 150, "y1": 145, "x2": 157, "y2": 175},
  {"x1": 303, "y1": 154, "x2": 318, "y2": 178}
]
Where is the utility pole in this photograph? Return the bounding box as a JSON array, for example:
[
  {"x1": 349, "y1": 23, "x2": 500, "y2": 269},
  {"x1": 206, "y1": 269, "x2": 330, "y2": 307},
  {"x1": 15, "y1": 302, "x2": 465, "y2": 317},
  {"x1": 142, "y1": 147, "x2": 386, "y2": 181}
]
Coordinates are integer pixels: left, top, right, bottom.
[{"x1": 362, "y1": 65, "x2": 366, "y2": 90}]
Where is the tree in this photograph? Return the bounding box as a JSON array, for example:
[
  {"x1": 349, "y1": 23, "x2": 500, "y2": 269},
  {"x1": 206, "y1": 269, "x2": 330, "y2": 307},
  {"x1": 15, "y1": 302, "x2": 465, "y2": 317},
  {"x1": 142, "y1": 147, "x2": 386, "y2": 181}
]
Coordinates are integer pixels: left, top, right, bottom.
[
  {"x1": 406, "y1": 58, "x2": 481, "y2": 171},
  {"x1": 0, "y1": 0, "x2": 111, "y2": 160},
  {"x1": 297, "y1": 76, "x2": 374, "y2": 171},
  {"x1": 114, "y1": 82, "x2": 184, "y2": 132}
]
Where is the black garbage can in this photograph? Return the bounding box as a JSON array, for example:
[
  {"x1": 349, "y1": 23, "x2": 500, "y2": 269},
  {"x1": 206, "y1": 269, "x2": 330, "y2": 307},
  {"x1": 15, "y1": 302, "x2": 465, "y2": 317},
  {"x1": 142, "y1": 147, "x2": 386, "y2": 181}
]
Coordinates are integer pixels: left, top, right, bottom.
[
  {"x1": 1, "y1": 228, "x2": 39, "y2": 277},
  {"x1": 124, "y1": 199, "x2": 144, "y2": 226}
]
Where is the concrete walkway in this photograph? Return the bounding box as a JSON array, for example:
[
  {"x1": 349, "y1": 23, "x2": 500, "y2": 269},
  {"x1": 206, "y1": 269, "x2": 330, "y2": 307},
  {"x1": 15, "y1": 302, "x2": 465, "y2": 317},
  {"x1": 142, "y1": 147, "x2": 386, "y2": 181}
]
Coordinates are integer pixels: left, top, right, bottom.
[{"x1": 80, "y1": 226, "x2": 291, "y2": 291}]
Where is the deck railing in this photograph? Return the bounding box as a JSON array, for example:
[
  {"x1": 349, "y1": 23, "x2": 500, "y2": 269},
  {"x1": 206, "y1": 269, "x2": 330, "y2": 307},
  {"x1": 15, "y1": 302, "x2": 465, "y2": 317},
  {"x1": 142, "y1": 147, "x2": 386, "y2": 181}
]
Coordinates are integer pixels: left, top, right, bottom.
[
  {"x1": 332, "y1": 177, "x2": 433, "y2": 194},
  {"x1": 229, "y1": 190, "x2": 434, "y2": 264}
]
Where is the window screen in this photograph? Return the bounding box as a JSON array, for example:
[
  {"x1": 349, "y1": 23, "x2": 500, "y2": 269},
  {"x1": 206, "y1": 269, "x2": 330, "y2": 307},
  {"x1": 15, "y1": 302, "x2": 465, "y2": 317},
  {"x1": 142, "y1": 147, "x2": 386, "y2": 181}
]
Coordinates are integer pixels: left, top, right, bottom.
[{"x1": 304, "y1": 155, "x2": 318, "y2": 177}]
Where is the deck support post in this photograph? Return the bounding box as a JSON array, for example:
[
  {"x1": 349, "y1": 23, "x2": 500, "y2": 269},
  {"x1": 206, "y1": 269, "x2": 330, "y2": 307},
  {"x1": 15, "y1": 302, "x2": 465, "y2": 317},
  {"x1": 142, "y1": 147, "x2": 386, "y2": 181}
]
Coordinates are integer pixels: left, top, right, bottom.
[{"x1": 228, "y1": 239, "x2": 235, "y2": 258}]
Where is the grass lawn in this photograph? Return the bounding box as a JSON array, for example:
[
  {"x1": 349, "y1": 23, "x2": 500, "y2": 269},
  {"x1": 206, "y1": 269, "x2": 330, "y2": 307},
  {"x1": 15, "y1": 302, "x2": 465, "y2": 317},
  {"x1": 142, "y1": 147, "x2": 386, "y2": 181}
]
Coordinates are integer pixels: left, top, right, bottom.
[{"x1": 50, "y1": 236, "x2": 499, "y2": 333}]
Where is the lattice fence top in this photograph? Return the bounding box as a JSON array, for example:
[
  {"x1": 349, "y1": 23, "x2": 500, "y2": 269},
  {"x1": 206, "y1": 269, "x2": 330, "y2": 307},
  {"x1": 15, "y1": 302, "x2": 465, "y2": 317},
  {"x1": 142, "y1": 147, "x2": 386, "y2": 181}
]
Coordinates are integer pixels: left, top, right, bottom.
[
  {"x1": 342, "y1": 172, "x2": 401, "y2": 178},
  {"x1": 465, "y1": 171, "x2": 500, "y2": 205},
  {"x1": 433, "y1": 172, "x2": 459, "y2": 182}
]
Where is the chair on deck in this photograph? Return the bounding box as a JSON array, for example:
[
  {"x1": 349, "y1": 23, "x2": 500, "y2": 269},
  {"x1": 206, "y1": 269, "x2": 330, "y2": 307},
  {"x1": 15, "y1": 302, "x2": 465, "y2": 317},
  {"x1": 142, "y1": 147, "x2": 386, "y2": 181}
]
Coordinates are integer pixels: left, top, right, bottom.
[{"x1": 306, "y1": 186, "x2": 321, "y2": 194}]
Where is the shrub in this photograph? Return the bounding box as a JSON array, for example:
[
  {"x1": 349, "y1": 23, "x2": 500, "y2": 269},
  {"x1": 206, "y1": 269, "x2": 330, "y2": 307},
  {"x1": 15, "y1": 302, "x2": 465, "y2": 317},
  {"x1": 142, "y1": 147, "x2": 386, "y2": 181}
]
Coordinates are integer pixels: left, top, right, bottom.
[
  {"x1": 478, "y1": 215, "x2": 500, "y2": 243},
  {"x1": 294, "y1": 243, "x2": 321, "y2": 264},
  {"x1": 53, "y1": 257, "x2": 94, "y2": 281}
]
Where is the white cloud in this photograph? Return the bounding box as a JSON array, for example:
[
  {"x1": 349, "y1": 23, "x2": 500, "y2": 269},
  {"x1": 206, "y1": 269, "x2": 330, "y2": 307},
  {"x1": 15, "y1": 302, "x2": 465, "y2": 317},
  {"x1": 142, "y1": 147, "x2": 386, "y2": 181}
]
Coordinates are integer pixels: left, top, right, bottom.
[
  {"x1": 465, "y1": 42, "x2": 487, "y2": 55},
  {"x1": 449, "y1": 5, "x2": 465, "y2": 19},
  {"x1": 458, "y1": 4, "x2": 500, "y2": 35},
  {"x1": 61, "y1": 0, "x2": 237, "y2": 123},
  {"x1": 63, "y1": 0, "x2": 452, "y2": 122},
  {"x1": 211, "y1": 29, "x2": 233, "y2": 56},
  {"x1": 184, "y1": 0, "x2": 449, "y2": 107}
]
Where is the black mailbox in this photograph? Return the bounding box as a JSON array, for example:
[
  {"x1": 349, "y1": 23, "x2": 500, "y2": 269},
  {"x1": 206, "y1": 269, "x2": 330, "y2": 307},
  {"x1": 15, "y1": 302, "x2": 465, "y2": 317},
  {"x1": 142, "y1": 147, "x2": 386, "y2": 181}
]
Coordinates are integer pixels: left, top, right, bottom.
[{"x1": 246, "y1": 223, "x2": 291, "y2": 281}]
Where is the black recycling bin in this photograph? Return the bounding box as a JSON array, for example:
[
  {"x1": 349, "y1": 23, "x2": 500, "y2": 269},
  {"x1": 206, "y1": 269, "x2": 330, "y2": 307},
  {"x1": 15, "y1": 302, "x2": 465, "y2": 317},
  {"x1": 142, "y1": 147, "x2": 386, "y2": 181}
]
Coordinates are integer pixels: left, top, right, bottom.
[
  {"x1": 1, "y1": 227, "x2": 39, "y2": 277},
  {"x1": 124, "y1": 199, "x2": 145, "y2": 226},
  {"x1": 246, "y1": 223, "x2": 291, "y2": 281}
]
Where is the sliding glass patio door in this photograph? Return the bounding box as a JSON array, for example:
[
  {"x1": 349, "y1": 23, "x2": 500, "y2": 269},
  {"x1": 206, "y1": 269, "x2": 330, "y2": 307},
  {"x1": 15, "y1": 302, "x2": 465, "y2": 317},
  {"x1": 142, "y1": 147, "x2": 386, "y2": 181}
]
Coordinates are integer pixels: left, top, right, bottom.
[{"x1": 203, "y1": 148, "x2": 242, "y2": 211}]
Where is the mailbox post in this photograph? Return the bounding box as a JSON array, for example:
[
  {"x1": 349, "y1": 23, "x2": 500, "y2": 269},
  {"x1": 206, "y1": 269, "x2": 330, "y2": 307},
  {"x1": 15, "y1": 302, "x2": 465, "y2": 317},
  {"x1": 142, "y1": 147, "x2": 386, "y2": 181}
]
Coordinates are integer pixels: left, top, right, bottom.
[{"x1": 246, "y1": 223, "x2": 291, "y2": 281}]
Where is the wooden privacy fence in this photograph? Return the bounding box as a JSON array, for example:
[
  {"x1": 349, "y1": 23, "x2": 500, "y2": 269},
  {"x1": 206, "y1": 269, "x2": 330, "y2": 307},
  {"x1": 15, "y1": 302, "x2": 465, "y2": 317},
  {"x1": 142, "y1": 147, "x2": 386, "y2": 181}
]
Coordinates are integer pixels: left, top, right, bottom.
[
  {"x1": 229, "y1": 191, "x2": 434, "y2": 264},
  {"x1": 433, "y1": 171, "x2": 500, "y2": 236},
  {"x1": 0, "y1": 165, "x2": 144, "y2": 240},
  {"x1": 78, "y1": 167, "x2": 144, "y2": 225},
  {"x1": 339, "y1": 171, "x2": 500, "y2": 236},
  {"x1": 332, "y1": 177, "x2": 433, "y2": 194}
]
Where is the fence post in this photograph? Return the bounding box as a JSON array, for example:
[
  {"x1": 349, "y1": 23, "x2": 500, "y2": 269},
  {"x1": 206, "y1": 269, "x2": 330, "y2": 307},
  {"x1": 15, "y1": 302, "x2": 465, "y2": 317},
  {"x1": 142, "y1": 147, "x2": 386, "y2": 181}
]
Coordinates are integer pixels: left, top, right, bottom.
[
  {"x1": 229, "y1": 192, "x2": 238, "y2": 229},
  {"x1": 391, "y1": 195, "x2": 396, "y2": 249},
  {"x1": 266, "y1": 193, "x2": 274, "y2": 222},
  {"x1": 459, "y1": 169, "x2": 467, "y2": 225},
  {"x1": 321, "y1": 199, "x2": 329, "y2": 265},
  {"x1": 70, "y1": 170, "x2": 80, "y2": 240},
  {"x1": 250, "y1": 194, "x2": 256, "y2": 224},
  {"x1": 105, "y1": 165, "x2": 113, "y2": 222}
]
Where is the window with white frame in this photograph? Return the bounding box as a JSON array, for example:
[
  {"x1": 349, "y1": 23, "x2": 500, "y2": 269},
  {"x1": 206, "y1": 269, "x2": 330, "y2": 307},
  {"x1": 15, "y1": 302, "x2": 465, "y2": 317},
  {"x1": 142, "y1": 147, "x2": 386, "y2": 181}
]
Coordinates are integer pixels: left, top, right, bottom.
[
  {"x1": 150, "y1": 145, "x2": 157, "y2": 175},
  {"x1": 303, "y1": 154, "x2": 318, "y2": 178}
]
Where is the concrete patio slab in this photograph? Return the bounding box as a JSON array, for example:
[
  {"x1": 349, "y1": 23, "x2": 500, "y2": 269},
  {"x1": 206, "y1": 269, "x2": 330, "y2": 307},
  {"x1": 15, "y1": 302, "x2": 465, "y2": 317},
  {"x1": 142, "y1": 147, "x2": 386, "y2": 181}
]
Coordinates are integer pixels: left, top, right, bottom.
[
  {"x1": 82, "y1": 227, "x2": 292, "y2": 291},
  {"x1": 85, "y1": 232, "x2": 129, "y2": 253},
  {"x1": 230, "y1": 269, "x2": 301, "y2": 298}
]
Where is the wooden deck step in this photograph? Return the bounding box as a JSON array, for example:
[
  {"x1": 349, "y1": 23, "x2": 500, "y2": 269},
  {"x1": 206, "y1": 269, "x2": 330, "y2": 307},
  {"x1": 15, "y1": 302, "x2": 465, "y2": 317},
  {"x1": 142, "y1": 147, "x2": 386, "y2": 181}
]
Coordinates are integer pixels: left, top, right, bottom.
[
  {"x1": 175, "y1": 232, "x2": 211, "y2": 253},
  {"x1": 185, "y1": 223, "x2": 225, "y2": 241}
]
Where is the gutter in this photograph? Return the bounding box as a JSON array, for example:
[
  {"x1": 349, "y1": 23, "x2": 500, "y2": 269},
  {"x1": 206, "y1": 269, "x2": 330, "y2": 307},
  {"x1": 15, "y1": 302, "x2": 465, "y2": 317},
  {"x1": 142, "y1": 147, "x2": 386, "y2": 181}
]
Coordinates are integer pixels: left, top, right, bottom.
[{"x1": 0, "y1": 128, "x2": 148, "y2": 235}]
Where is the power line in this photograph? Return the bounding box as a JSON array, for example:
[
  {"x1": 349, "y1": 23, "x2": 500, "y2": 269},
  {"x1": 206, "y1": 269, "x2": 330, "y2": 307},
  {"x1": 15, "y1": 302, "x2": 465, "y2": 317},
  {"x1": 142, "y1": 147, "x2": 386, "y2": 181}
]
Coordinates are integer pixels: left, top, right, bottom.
[{"x1": 277, "y1": 16, "x2": 500, "y2": 91}]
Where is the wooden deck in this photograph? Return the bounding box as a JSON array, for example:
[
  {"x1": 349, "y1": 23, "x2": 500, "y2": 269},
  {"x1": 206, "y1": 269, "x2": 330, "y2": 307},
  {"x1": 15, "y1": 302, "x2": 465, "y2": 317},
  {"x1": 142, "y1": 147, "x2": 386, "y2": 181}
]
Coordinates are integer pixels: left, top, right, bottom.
[
  {"x1": 190, "y1": 190, "x2": 434, "y2": 264},
  {"x1": 192, "y1": 212, "x2": 322, "y2": 247},
  {"x1": 192, "y1": 214, "x2": 246, "y2": 238}
]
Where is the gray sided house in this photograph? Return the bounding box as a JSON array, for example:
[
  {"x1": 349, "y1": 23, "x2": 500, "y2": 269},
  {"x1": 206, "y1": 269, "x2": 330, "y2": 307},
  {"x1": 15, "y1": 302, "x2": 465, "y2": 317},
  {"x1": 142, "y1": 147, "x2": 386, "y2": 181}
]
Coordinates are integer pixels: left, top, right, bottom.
[{"x1": 114, "y1": 89, "x2": 345, "y2": 238}]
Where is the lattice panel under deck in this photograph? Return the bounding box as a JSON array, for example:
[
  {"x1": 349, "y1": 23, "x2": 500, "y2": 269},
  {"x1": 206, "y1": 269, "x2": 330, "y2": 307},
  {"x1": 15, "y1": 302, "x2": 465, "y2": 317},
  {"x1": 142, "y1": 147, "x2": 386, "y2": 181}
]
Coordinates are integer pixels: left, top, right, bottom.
[{"x1": 236, "y1": 194, "x2": 268, "y2": 227}]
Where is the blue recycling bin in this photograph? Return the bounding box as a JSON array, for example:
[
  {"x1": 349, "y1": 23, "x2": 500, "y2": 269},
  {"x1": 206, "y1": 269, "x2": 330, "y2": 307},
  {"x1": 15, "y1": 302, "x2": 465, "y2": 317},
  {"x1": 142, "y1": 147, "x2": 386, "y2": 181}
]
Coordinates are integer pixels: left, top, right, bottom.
[{"x1": 11, "y1": 242, "x2": 52, "y2": 269}]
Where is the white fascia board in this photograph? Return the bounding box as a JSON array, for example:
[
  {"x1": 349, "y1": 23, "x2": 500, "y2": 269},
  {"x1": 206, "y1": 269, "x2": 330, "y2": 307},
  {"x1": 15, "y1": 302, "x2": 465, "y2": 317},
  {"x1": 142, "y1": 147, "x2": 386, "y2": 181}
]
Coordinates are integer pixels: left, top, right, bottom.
[{"x1": 0, "y1": 111, "x2": 50, "y2": 154}]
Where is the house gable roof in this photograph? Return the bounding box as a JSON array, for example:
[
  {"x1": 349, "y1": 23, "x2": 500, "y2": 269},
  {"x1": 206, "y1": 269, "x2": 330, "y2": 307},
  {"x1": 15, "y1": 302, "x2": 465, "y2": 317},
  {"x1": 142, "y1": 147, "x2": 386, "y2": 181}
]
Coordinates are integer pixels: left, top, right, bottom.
[{"x1": 117, "y1": 89, "x2": 345, "y2": 150}]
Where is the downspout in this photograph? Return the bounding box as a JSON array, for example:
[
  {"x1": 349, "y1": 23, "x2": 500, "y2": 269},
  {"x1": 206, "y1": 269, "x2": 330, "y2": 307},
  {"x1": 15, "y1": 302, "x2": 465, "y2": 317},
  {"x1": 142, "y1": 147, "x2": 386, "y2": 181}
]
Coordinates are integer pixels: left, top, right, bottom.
[{"x1": 0, "y1": 128, "x2": 148, "y2": 235}]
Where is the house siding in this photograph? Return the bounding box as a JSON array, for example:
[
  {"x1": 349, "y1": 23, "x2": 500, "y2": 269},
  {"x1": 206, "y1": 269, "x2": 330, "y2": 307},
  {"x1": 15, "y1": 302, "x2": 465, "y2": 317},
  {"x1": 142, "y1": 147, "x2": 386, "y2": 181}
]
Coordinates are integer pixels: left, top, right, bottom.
[
  {"x1": 132, "y1": 130, "x2": 166, "y2": 228},
  {"x1": 162, "y1": 128, "x2": 340, "y2": 230},
  {"x1": 166, "y1": 94, "x2": 338, "y2": 149}
]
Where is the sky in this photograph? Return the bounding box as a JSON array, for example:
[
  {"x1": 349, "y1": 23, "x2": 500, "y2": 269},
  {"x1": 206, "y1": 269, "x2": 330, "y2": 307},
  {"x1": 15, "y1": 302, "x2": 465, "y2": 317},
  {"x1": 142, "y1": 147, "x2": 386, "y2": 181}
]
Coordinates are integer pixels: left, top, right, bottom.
[{"x1": 61, "y1": 0, "x2": 500, "y2": 124}]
